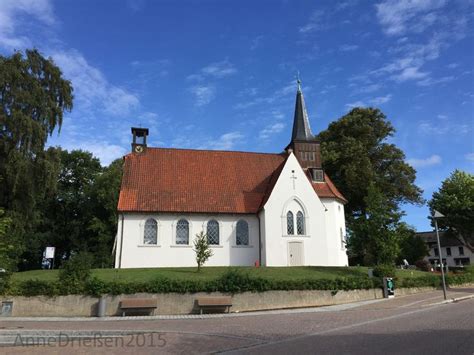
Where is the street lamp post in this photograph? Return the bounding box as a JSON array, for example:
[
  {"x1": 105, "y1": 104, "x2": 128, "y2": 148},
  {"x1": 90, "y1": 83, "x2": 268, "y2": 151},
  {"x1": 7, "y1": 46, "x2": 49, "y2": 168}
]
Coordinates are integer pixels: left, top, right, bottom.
[{"x1": 433, "y1": 210, "x2": 447, "y2": 300}]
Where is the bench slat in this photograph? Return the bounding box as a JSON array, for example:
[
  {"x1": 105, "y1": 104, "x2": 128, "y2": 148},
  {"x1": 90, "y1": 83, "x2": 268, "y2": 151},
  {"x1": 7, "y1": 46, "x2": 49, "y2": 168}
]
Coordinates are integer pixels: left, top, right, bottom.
[
  {"x1": 197, "y1": 297, "x2": 232, "y2": 306},
  {"x1": 120, "y1": 299, "x2": 157, "y2": 309}
]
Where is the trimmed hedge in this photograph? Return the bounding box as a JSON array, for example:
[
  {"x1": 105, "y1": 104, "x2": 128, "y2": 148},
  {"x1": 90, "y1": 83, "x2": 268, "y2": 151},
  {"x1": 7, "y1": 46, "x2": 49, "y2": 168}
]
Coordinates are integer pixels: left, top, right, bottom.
[{"x1": 3, "y1": 268, "x2": 473, "y2": 297}]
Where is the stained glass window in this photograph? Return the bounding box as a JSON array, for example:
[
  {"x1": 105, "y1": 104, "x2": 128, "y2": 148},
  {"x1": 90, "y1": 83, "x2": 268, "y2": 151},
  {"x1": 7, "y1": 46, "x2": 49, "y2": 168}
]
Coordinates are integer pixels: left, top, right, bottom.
[
  {"x1": 297, "y1": 211, "x2": 305, "y2": 235},
  {"x1": 176, "y1": 219, "x2": 189, "y2": 245},
  {"x1": 207, "y1": 220, "x2": 219, "y2": 245},
  {"x1": 236, "y1": 220, "x2": 249, "y2": 246},
  {"x1": 144, "y1": 219, "x2": 157, "y2": 244},
  {"x1": 287, "y1": 211, "x2": 294, "y2": 235}
]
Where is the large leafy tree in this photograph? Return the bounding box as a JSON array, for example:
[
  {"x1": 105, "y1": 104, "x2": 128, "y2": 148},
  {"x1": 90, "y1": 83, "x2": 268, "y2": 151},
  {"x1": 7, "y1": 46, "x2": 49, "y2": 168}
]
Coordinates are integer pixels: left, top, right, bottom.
[
  {"x1": 30, "y1": 152, "x2": 122, "y2": 269},
  {"x1": 428, "y1": 170, "x2": 474, "y2": 252},
  {"x1": 319, "y1": 108, "x2": 423, "y2": 265},
  {"x1": 87, "y1": 158, "x2": 123, "y2": 267},
  {"x1": 33, "y1": 149, "x2": 102, "y2": 268},
  {"x1": 0, "y1": 208, "x2": 14, "y2": 270},
  {"x1": 318, "y1": 108, "x2": 423, "y2": 216},
  {"x1": 0, "y1": 49, "x2": 73, "y2": 268},
  {"x1": 348, "y1": 184, "x2": 402, "y2": 265}
]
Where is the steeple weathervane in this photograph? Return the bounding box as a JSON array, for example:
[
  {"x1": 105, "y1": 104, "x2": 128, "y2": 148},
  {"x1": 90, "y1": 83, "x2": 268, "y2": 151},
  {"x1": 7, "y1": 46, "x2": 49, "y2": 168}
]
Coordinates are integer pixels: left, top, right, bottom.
[
  {"x1": 296, "y1": 71, "x2": 302, "y2": 92},
  {"x1": 290, "y1": 73, "x2": 314, "y2": 142}
]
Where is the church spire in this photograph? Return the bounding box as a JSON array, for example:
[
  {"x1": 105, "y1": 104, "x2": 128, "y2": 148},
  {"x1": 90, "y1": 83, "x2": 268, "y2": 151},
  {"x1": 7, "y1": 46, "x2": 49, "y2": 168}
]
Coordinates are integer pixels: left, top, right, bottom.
[{"x1": 291, "y1": 77, "x2": 315, "y2": 141}]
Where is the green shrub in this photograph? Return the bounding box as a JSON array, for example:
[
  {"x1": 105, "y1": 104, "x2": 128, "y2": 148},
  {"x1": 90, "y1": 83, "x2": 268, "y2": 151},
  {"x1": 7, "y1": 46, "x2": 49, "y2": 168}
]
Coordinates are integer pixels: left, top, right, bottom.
[
  {"x1": 15, "y1": 279, "x2": 60, "y2": 297},
  {"x1": 399, "y1": 275, "x2": 440, "y2": 288},
  {"x1": 373, "y1": 264, "x2": 396, "y2": 278},
  {"x1": 415, "y1": 260, "x2": 431, "y2": 272},
  {"x1": 58, "y1": 252, "x2": 93, "y2": 293},
  {"x1": 0, "y1": 271, "x2": 12, "y2": 294},
  {"x1": 446, "y1": 272, "x2": 474, "y2": 286}
]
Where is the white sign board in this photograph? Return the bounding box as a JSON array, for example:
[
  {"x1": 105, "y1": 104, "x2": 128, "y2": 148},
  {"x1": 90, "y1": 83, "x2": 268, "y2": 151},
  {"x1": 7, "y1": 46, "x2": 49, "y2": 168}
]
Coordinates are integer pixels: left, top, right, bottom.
[{"x1": 45, "y1": 247, "x2": 55, "y2": 259}]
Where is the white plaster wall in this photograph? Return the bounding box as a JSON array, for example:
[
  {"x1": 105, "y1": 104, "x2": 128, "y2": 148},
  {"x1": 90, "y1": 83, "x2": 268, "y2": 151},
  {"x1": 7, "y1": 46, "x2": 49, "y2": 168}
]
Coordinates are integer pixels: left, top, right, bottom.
[
  {"x1": 261, "y1": 153, "x2": 331, "y2": 266},
  {"x1": 321, "y1": 199, "x2": 349, "y2": 266},
  {"x1": 115, "y1": 213, "x2": 259, "y2": 268}
]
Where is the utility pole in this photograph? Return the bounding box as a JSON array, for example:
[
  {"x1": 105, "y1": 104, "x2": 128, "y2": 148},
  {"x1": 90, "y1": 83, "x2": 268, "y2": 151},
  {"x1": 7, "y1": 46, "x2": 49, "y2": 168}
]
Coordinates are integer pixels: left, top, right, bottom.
[{"x1": 433, "y1": 210, "x2": 447, "y2": 300}]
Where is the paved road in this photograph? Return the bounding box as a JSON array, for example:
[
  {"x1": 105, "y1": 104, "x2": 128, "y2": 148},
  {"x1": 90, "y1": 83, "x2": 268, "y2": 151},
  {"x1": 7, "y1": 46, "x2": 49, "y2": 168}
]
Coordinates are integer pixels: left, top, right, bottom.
[{"x1": 1, "y1": 288, "x2": 473, "y2": 354}]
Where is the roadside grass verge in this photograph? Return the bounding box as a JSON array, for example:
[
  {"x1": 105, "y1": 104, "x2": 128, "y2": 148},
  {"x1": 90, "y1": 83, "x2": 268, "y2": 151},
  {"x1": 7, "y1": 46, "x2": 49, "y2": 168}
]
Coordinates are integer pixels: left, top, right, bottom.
[{"x1": 5, "y1": 266, "x2": 471, "y2": 296}]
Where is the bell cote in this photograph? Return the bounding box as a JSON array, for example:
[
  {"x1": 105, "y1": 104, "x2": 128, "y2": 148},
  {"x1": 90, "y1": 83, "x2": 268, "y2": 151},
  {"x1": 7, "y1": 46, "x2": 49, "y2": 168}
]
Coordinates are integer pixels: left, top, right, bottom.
[{"x1": 131, "y1": 127, "x2": 149, "y2": 153}]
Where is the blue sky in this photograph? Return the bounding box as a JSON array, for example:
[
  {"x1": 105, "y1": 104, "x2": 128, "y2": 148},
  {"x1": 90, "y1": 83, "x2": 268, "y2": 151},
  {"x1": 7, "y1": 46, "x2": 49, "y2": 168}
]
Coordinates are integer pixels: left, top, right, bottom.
[{"x1": 1, "y1": 0, "x2": 473, "y2": 231}]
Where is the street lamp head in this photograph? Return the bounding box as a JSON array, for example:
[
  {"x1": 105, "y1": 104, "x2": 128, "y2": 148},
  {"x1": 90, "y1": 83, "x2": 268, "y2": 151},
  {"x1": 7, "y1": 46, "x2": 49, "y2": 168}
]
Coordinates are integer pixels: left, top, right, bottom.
[{"x1": 433, "y1": 210, "x2": 445, "y2": 219}]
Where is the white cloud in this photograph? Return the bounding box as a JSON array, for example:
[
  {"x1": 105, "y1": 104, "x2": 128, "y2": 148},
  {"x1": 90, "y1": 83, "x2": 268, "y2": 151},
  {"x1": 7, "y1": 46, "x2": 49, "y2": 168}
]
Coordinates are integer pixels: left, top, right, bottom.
[
  {"x1": 250, "y1": 35, "x2": 264, "y2": 50},
  {"x1": 392, "y1": 66, "x2": 430, "y2": 82},
  {"x1": 369, "y1": 94, "x2": 392, "y2": 105},
  {"x1": 418, "y1": 119, "x2": 471, "y2": 135},
  {"x1": 207, "y1": 132, "x2": 244, "y2": 150},
  {"x1": 299, "y1": 10, "x2": 326, "y2": 33},
  {"x1": 417, "y1": 75, "x2": 454, "y2": 86},
  {"x1": 61, "y1": 140, "x2": 127, "y2": 166},
  {"x1": 126, "y1": 0, "x2": 146, "y2": 12},
  {"x1": 202, "y1": 60, "x2": 237, "y2": 78},
  {"x1": 51, "y1": 49, "x2": 139, "y2": 116},
  {"x1": 259, "y1": 123, "x2": 285, "y2": 139},
  {"x1": 188, "y1": 85, "x2": 216, "y2": 106},
  {"x1": 0, "y1": 0, "x2": 55, "y2": 50},
  {"x1": 188, "y1": 60, "x2": 237, "y2": 81},
  {"x1": 339, "y1": 44, "x2": 359, "y2": 52},
  {"x1": 407, "y1": 154, "x2": 442, "y2": 168},
  {"x1": 375, "y1": 0, "x2": 446, "y2": 36},
  {"x1": 465, "y1": 153, "x2": 474, "y2": 162},
  {"x1": 345, "y1": 101, "x2": 366, "y2": 109}
]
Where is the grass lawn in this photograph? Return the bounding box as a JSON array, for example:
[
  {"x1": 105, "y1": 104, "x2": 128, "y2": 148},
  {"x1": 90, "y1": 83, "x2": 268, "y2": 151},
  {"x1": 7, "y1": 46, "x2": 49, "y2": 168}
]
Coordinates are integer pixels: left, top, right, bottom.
[{"x1": 11, "y1": 266, "x2": 429, "y2": 283}]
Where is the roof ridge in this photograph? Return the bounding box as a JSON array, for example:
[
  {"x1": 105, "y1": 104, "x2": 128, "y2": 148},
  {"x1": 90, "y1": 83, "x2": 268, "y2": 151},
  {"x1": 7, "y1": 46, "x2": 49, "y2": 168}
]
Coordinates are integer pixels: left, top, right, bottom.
[{"x1": 144, "y1": 146, "x2": 287, "y2": 156}]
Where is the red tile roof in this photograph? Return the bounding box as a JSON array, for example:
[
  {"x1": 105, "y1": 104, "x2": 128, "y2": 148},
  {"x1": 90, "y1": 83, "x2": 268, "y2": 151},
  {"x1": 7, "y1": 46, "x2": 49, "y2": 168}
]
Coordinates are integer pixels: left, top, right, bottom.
[{"x1": 118, "y1": 147, "x2": 346, "y2": 213}]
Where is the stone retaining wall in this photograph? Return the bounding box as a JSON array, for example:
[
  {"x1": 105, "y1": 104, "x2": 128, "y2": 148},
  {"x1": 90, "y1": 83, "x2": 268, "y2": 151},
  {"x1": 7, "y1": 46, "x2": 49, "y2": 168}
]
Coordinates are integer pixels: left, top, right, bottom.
[{"x1": 1, "y1": 286, "x2": 439, "y2": 317}]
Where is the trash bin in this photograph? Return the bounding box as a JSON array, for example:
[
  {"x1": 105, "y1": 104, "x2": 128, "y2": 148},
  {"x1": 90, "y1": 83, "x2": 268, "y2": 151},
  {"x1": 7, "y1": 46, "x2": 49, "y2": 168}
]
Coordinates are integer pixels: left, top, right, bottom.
[{"x1": 97, "y1": 296, "x2": 106, "y2": 317}]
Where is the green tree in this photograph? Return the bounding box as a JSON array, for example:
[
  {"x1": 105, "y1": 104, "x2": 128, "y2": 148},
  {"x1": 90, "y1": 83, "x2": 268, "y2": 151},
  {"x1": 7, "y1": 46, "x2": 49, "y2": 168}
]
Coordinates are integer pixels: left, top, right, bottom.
[
  {"x1": 348, "y1": 184, "x2": 402, "y2": 266},
  {"x1": 193, "y1": 231, "x2": 213, "y2": 272},
  {"x1": 428, "y1": 170, "x2": 474, "y2": 252},
  {"x1": 34, "y1": 149, "x2": 102, "y2": 268},
  {"x1": 398, "y1": 224, "x2": 428, "y2": 264},
  {"x1": 318, "y1": 108, "x2": 423, "y2": 266},
  {"x1": 0, "y1": 49, "x2": 73, "y2": 268},
  {"x1": 318, "y1": 108, "x2": 423, "y2": 216},
  {"x1": 0, "y1": 208, "x2": 15, "y2": 270},
  {"x1": 87, "y1": 158, "x2": 123, "y2": 267}
]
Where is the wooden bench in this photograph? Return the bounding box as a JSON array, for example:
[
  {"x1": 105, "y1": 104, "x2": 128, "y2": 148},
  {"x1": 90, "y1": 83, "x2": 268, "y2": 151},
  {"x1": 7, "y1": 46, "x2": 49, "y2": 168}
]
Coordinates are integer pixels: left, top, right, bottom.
[
  {"x1": 196, "y1": 296, "x2": 232, "y2": 314},
  {"x1": 119, "y1": 298, "x2": 157, "y2": 316}
]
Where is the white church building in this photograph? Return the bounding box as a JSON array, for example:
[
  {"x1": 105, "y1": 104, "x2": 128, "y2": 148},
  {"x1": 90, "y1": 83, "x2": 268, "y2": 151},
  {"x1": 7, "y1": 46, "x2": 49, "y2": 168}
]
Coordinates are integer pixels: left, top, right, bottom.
[{"x1": 114, "y1": 83, "x2": 348, "y2": 268}]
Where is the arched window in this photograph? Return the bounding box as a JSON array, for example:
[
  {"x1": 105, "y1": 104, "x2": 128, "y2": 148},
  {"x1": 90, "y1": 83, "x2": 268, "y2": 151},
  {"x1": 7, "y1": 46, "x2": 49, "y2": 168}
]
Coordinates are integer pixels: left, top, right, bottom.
[
  {"x1": 207, "y1": 220, "x2": 219, "y2": 245},
  {"x1": 144, "y1": 219, "x2": 157, "y2": 244},
  {"x1": 176, "y1": 219, "x2": 189, "y2": 245},
  {"x1": 296, "y1": 211, "x2": 305, "y2": 235},
  {"x1": 236, "y1": 220, "x2": 249, "y2": 246},
  {"x1": 287, "y1": 211, "x2": 294, "y2": 235}
]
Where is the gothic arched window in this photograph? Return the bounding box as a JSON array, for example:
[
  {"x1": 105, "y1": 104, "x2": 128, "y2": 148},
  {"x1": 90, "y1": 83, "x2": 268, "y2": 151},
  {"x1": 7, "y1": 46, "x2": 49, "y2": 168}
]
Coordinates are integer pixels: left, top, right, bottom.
[
  {"x1": 207, "y1": 220, "x2": 219, "y2": 245},
  {"x1": 176, "y1": 219, "x2": 189, "y2": 245},
  {"x1": 296, "y1": 211, "x2": 305, "y2": 235},
  {"x1": 236, "y1": 220, "x2": 249, "y2": 246},
  {"x1": 287, "y1": 211, "x2": 294, "y2": 235},
  {"x1": 144, "y1": 218, "x2": 157, "y2": 244}
]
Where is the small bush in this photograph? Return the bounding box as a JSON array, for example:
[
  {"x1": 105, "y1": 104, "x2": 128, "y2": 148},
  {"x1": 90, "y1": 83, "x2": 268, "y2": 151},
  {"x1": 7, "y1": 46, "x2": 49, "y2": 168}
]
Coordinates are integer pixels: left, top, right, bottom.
[
  {"x1": 0, "y1": 272, "x2": 12, "y2": 294},
  {"x1": 415, "y1": 260, "x2": 431, "y2": 272},
  {"x1": 58, "y1": 252, "x2": 94, "y2": 293},
  {"x1": 373, "y1": 264, "x2": 396, "y2": 278}
]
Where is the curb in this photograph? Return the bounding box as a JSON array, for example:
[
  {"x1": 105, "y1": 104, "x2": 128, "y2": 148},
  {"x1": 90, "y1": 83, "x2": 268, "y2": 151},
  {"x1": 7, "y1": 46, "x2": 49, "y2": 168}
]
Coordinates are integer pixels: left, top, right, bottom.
[{"x1": 428, "y1": 294, "x2": 474, "y2": 306}]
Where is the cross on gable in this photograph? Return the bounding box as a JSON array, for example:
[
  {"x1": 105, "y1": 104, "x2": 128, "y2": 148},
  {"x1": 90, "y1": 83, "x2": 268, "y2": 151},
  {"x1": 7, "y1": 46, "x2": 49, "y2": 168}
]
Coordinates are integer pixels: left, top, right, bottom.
[{"x1": 290, "y1": 170, "x2": 298, "y2": 190}]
